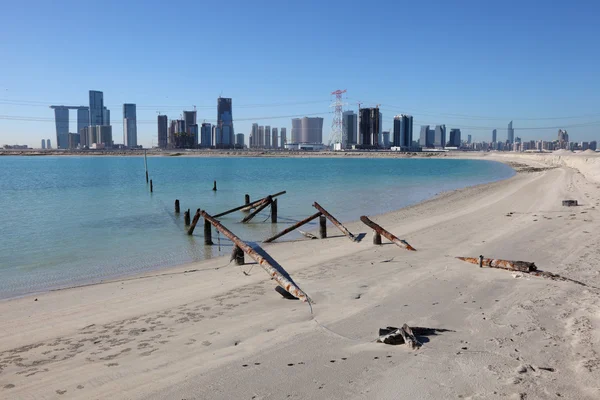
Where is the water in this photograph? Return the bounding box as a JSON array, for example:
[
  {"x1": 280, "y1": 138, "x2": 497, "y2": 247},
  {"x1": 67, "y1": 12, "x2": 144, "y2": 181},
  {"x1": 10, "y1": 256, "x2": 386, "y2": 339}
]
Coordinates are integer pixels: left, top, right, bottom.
[{"x1": 0, "y1": 156, "x2": 514, "y2": 299}]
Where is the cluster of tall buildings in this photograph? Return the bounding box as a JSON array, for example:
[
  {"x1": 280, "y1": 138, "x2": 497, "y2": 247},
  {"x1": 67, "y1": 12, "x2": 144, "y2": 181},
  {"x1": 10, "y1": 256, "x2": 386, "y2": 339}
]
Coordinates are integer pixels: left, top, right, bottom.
[
  {"x1": 50, "y1": 90, "x2": 138, "y2": 150},
  {"x1": 248, "y1": 124, "x2": 287, "y2": 149}
]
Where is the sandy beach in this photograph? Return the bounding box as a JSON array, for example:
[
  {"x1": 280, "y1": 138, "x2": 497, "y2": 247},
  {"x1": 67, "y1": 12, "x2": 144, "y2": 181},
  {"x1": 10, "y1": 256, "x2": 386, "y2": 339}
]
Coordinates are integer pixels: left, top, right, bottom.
[{"x1": 1, "y1": 153, "x2": 599, "y2": 399}]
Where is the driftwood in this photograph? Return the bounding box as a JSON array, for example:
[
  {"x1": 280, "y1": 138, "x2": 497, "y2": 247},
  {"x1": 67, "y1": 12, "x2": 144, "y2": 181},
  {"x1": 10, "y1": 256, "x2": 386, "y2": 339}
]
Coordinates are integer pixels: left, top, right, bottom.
[
  {"x1": 263, "y1": 212, "x2": 322, "y2": 243},
  {"x1": 241, "y1": 196, "x2": 272, "y2": 223},
  {"x1": 313, "y1": 202, "x2": 356, "y2": 242},
  {"x1": 456, "y1": 257, "x2": 536, "y2": 272},
  {"x1": 201, "y1": 210, "x2": 309, "y2": 302},
  {"x1": 298, "y1": 230, "x2": 318, "y2": 239},
  {"x1": 360, "y1": 216, "x2": 416, "y2": 251},
  {"x1": 377, "y1": 324, "x2": 422, "y2": 349},
  {"x1": 213, "y1": 191, "x2": 286, "y2": 218},
  {"x1": 562, "y1": 200, "x2": 578, "y2": 206},
  {"x1": 187, "y1": 209, "x2": 201, "y2": 235}
]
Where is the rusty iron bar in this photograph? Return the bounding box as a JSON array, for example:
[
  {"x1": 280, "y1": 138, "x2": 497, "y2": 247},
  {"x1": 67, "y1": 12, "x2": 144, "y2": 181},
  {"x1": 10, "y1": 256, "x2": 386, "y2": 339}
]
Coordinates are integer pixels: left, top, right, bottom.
[
  {"x1": 183, "y1": 209, "x2": 191, "y2": 226},
  {"x1": 212, "y1": 191, "x2": 286, "y2": 218},
  {"x1": 201, "y1": 210, "x2": 309, "y2": 302},
  {"x1": 150, "y1": 179, "x2": 153, "y2": 193},
  {"x1": 456, "y1": 257, "x2": 536, "y2": 272},
  {"x1": 263, "y1": 211, "x2": 323, "y2": 243},
  {"x1": 359, "y1": 216, "x2": 416, "y2": 251},
  {"x1": 241, "y1": 196, "x2": 272, "y2": 223},
  {"x1": 175, "y1": 199, "x2": 180, "y2": 214},
  {"x1": 313, "y1": 202, "x2": 356, "y2": 242},
  {"x1": 271, "y1": 199, "x2": 278, "y2": 223},
  {"x1": 187, "y1": 209, "x2": 201, "y2": 235}
]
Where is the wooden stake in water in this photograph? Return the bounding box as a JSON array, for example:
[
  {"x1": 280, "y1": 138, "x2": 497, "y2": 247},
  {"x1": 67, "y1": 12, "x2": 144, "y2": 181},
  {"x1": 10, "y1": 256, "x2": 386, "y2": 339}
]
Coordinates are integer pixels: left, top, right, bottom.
[{"x1": 144, "y1": 150, "x2": 149, "y2": 183}]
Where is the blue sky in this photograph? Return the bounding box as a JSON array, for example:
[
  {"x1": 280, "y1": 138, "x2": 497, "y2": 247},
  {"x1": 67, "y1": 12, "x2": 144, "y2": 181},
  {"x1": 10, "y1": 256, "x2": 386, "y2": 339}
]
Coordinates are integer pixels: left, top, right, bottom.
[{"x1": 1, "y1": 0, "x2": 599, "y2": 147}]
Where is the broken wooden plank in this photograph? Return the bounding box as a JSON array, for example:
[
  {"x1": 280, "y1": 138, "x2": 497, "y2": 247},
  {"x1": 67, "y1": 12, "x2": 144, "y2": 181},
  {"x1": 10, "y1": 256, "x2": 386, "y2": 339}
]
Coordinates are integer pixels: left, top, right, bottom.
[
  {"x1": 201, "y1": 210, "x2": 309, "y2": 302},
  {"x1": 456, "y1": 257, "x2": 536, "y2": 272},
  {"x1": 313, "y1": 202, "x2": 356, "y2": 242},
  {"x1": 241, "y1": 196, "x2": 272, "y2": 223},
  {"x1": 263, "y1": 211, "x2": 322, "y2": 243},
  {"x1": 360, "y1": 216, "x2": 416, "y2": 251},
  {"x1": 212, "y1": 191, "x2": 286, "y2": 218}
]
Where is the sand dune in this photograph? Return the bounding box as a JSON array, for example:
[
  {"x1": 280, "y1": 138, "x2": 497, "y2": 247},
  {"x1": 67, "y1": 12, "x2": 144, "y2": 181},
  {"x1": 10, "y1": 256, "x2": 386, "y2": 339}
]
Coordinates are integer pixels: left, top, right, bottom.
[{"x1": 1, "y1": 154, "x2": 599, "y2": 399}]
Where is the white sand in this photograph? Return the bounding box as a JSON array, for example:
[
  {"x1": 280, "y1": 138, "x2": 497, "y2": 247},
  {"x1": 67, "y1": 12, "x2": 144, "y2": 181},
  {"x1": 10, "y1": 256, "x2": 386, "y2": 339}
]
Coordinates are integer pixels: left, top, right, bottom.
[{"x1": 1, "y1": 153, "x2": 599, "y2": 399}]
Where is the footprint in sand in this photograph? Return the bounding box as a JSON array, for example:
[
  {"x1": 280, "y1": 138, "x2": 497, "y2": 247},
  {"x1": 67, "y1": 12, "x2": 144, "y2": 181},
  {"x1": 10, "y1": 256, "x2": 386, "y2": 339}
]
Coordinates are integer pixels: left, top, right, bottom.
[
  {"x1": 55, "y1": 389, "x2": 67, "y2": 395},
  {"x1": 3, "y1": 384, "x2": 15, "y2": 389}
]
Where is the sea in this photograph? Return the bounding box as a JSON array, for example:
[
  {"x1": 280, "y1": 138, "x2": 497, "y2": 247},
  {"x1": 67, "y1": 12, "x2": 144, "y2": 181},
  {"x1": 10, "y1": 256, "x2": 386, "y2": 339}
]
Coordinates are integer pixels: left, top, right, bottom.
[{"x1": 0, "y1": 156, "x2": 515, "y2": 299}]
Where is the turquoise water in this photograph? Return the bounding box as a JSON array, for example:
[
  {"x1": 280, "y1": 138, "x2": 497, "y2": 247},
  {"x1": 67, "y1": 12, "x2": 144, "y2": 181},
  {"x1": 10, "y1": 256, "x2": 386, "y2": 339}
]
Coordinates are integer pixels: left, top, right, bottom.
[{"x1": 0, "y1": 156, "x2": 514, "y2": 299}]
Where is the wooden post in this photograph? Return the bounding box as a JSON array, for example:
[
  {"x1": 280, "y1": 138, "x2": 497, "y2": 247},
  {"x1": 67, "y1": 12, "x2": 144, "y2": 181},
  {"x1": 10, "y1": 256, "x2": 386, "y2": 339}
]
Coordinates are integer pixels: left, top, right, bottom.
[
  {"x1": 175, "y1": 199, "x2": 180, "y2": 214},
  {"x1": 232, "y1": 245, "x2": 244, "y2": 265},
  {"x1": 373, "y1": 231, "x2": 382, "y2": 245},
  {"x1": 213, "y1": 191, "x2": 286, "y2": 218},
  {"x1": 479, "y1": 255, "x2": 483, "y2": 268},
  {"x1": 184, "y1": 209, "x2": 191, "y2": 226},
  {"x1": 313, "y1": 202, "x2": 356, "y2": 242},
  {"x1": 187, "y1": 209, "x2": 201, "y2": 235},
  {"x1": 145, "y1": 170, "x2": 149, "y2": 184},
  {"x1": 144, "y1": 150, "x2": 148, "y2": 183},
  {"x1": 245, "y1": 194, "x2": 250, "y2": 205},
  {"x1": 213, "y1": 180, "x2": 217, "y2": 191},
  {"x1": 150, "y1": 179, "x2": 153, "y2": 193},
  {"x1": 204, "y1": 219, "x2": 213, "y2": 245},
  {"x1": 271, "y1": 199, "x2": 278, "y2": 223},
  {"x1": 241, "y1": 196, "x2": 272, "y2": 223},
  {"x1": 319, "y1": 215, "x2": 327, "y2": 239},
  {"x1": 201, "y1": 210, "x2": 309, "y2": 302},
  {"x1": 264, "y1": 212, "x2": 322, "y2": 243},
  {"x1": 359, "y1": 216, "x2": 416, "y2": 251}
]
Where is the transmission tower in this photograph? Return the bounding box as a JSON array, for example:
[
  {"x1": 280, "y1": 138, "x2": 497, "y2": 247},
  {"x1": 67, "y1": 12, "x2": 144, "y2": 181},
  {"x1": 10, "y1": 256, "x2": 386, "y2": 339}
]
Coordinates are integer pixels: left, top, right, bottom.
[{"x1": 329, "y1": 89, "x2": 347, "y2": 149}]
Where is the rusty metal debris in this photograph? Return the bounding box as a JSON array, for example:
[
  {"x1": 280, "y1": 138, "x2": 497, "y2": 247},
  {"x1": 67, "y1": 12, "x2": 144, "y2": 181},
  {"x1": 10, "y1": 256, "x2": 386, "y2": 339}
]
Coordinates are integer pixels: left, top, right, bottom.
[
  {"x1": 313, "y1": 202, "x2": 356, "y2": 242},
  {"x1": 263, "y1": 212, "x2": 322, "y2": 243},
  {"x1": 378, "y1": 325, "x2": 453, "y2": 348},
  {"x1": 201, "y1": 210, "x2": 309, "y2": 302},
  {"x1": 456, "y1": 257, "x2": 536, "y2": 272},
  {"x1": 241, "y1": 195, "x2": 272, "y2": 223},
  {"x1": 213, "y1": 191, "x2": 286, "y2": 218},
  {"x1": 360, "y1": 216, "x2": 416, "y2": 251}
]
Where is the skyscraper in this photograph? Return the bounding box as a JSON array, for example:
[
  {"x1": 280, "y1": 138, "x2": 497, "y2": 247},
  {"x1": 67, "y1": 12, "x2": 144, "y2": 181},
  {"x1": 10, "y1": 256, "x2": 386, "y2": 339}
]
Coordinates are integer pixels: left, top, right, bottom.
[
  {"x1": 507, "y1": 121, "x2": 514, "y2": 143},
  {"x1": 47, "y1": 139, "x2": 52, "y2": 149},
  {"x1": 357, "y1": 108, "x2": 379, "y2": 147},
  {"x1": 183, "y1": 111, "x2": 197, "y2": 127},
  {"x1": 272, "y1": 127, "x2": 278, "y2": 148},
  {"x1": 41, "y1": 139, "x2": 46, "y2": 149},
  {"x1": 216, "y1": 97, "x2": 234, "y2": 147},
  {"x1": 419, "y1": 125, "x2": 435, "y2": 148},
  {"x1": 280, "y1": 128, "x2": 287, "y2": 148},
  {"x1": 291, "y1": 117, "x2": 324, "y2": 144},
  {"x1": 250, "y1": 123, "x2": 259, "y2": 148},
  {"x1": 434, "y1": 125, "x2": 446, "y2": 148},
  {"x1": 236, "y1": 133, "x2": 244, "y2": 147},
  {"x1": 157, "y1": 115, "x2": 168, "y2": 148},
  {"x1": 51, "y1": 106, "x2": 69, "y2": 149},
  {"x1": 200, "y1": 123, "x2": 212, "y2": 148},
  {"x1": 467, "y1": 134, "x2": 472, "y2": 144},
  {"x1": 343, "y1": 111, "x2": 358, "y2": 146},
  {"x1": 492, "y1": 129, "x2": 497, "y2": 143},
  {"x1": 103, "y1": 107, "x2": 110, "y2": 126},
  {"x1": 393, "y1": 114, "x2": 413, "y2": 148},
  {"x1": 265, "y1": 126, "x2": 271, "y2": 149},
  {"x1": 448, "y1": 129, "x2": 461, "y2": 147},
  {"x1": 169, "y1": 120, "x2": 177, "y2": 148},
  {"x1": 123, "y1": 104, "x2": 137, "y2": 147},
  {"x1": 89, "y1": 90, "x2": 104, "y2": 126},
  {"x1": 77, "y1": 107, "x2": 89, "y2": 136}
]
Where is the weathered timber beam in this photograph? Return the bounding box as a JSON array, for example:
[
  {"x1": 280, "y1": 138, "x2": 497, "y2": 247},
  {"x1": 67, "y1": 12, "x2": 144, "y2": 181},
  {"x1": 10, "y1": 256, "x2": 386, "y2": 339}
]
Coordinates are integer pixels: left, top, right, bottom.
[
  {"x1": 360, "y1": 216, "x2": 416, "y2": 251},
  {"x1": 312, "y1": 202, "x2": 356, "y2": 242},
  {"x1": 456, "y1": 257, "x2": 536, "y2": 272},
  {"x1": 263, "y1": 211, "x2": 322, "y2": 243},
  {"x1": 187, "y1": 209, "x2": 201, "y2": 235},
  {"x1": 212, "y1": 191, "x2": 286, "y2": 218},
  {"x1": 241, "y1": 196, "x2": 272, "y2": 223},
  {"x1": 201, "y1": 210, "x2": 309, "y2": 302}
]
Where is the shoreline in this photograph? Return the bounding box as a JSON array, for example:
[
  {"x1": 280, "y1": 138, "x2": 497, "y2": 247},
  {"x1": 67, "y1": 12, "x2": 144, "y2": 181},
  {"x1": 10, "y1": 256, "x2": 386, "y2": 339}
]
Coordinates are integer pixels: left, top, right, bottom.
[{"x1": 1, "y1": 153, "x2": 599, "y2": 399}]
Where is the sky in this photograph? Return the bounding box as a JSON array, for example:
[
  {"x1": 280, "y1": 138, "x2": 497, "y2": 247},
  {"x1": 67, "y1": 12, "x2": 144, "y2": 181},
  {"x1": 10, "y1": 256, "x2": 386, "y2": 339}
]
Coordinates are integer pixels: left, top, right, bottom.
[{"x1": 1, "y1": 0, "x2": 599, "y2": 148}]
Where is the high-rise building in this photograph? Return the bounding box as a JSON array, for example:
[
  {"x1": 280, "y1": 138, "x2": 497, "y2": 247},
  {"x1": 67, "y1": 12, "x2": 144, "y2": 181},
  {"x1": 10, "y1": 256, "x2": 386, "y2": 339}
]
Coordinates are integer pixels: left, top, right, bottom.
[
  {"x1": 200, "y1": 123, "x2": 212, "y2": 148},
  {"x1": 77, "y1": 107, "x2": 90, "y2": 135},
  {"x1": 419, "y1": 125, "x2": 435, "y2": 148},
  {"x1": 123, "y1": 103, "x2": 137, "y2": 147},
  {"x1": 492, "y1": 129, "x2": 497, "y2": 143},
  {"x1": 41, "y1": 139, "x2": 46, "y2": 149},
  {"x1": 68, "y1": 133, "x2": 80, "y2": 149},
  {"x1": 250, "y1": 123, "x2": 259, "y2": 148},
  {"x1": 169, "y1": 120, "x2": 177, "y2": 148},
  {"x1": 467, "y1": 134, "x2": 472, "y2": 144},
  {"x1": 90, "y1": 125, "x2": 112, "y2": 147},
  {"x1": 51, "y1": 106, "x2": 69, "y2": 149},
  {"x1": 393, "y1": 114, "x2": 413, "y2": 148},
  {"x1": 343, "y1": 111, "x2": 358, "y2": 146},
  {"x1": 272, "y1": 127, "x2": 278, "y2": 148},
  {"x1": 188, "y1": 124, "x2": 199, "y2": 148},
  {"x1": 558, "y1": 129, "x2": 569, "y2": 149},
  {"x1": 382, "y1": 131, "x2": 390, "y2": 148},
  {"x1": 379, "y1": 111, "x2": 383, "y2": 145},
  {"x1": 507, "y1": 121, "x2": 514, "y2": 143},
  {"x1": 265, "y1": 126, "x2": 271, "y2": 149},
  {"x1": 448, "y1": 129, "x2": 461, "y2": 147},
  {"x1": 236, "y1": 133, "x2": 244, "y2": 147},
  {"x1": 280, "y1": 128, "x2": 287, "y2": 148},
  {"x1": 183, "y1": 111, "x2": 197, "y2": 127},
  {"x1": 47, "y1": 139, "x2": 51, "y2": 149},
  {"x1": 89, "y1": 90, "x2": 104, "y2": 126},
  {"x1": 357, "y1": 108, "x2": 379, "y2": 147},
  {"x1": 589, "y1": 141, "x2": 597, "y2": 151},
  {"x1": 103, "y1": 107, "x2": 110, "y2": 126},
  {"x1": 434, "y1": 125, "x2": 446, "y2": 148},
  {"x1": 216, "y1": 97, "x2": 234, "y2": 147},
  {"x1": 291, "y1": 117, "x2": 324, "y2": 144},
  {"x1": 258, "y1": 126, "x2": 265, "y2": 147},
  {"x1": 157, "y1": 115, "x2": 168, "y2": 148},
  {"x1": 211, "y1": 125, "x2": 217, "y2": 146}
]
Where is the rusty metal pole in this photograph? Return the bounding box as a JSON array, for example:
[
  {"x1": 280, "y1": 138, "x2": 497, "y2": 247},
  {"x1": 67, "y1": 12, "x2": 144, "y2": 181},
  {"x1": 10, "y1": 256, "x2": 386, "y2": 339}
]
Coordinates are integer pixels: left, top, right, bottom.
[
  {"x1": 245, "y1": 194, "x2": 250, "y2": 205},
  {"x1": 187, "y1": 209, "x2": 201, "y2": 235},
  {"x1": 232, "y1": 245, "x2": 244, "y2": 265},
  {"x1": 313, "y1": 202, "x2": 356, "y2": 242},
  {"x1": 150, "y1": 179, "x2": 153, "y2": 193},
  {"x1": 213, "y1": 180, "x2": 217, "y2": 191},
  {"x1": 359, "y1": 216, "x2": 416, "y2": 251},
  {"x1": 213, "y1": 191, "x2": 286, "y2": 218},
  {"x1": 241, "y1": 196, "x2": 272, "y2": 223},
  {"x1": 479, "y1": 255, "x2": 483, "y2": 268},
  {"x1": 271, "y1": 199, "x2": 278, "y2": 223},
  {"x1": 201, "y1": 210, "x2": 309, "y2": 302},
  {"x1": 204, "y1": 219, "x2": 213, "y2": 245},
  {"x1": 319, "y1": 215, "x2": 327, "y2": 239},
  {"x1": 184, "y1": 209, "x2": 191, "y2": 226},
  {"x1": 373, "y1": 231, "x2": 382, "y2": 245},
  {"x1": 456, "y1": 257, "x2": 536, "y2": 272},
  {"x1": 175, "y1": 199, "x2": 180, "y2": 214},
  {"x1": 264, "y1": 212, "x2": 322, "y2": 243}
]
